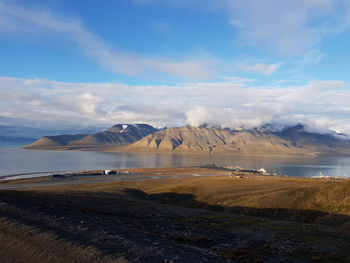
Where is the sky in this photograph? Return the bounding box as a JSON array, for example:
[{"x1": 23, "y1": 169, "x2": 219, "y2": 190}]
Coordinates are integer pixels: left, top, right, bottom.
[{"x1": 1, "y1": 0, "x2": 350, "y2": 134}]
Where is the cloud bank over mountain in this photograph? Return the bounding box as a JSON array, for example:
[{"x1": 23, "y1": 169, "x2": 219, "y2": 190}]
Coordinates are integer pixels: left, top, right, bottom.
[{"x1": 1, "y1": 76, "x2": 350, "y2": 135}]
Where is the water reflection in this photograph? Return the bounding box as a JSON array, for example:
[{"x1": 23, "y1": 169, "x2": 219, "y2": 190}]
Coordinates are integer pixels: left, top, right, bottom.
[{"x1": 1, "y1": 146, "x2": 350, "y2": 178}]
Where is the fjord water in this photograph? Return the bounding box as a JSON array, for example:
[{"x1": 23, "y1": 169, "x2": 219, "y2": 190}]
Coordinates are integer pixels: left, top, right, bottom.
[{"x1": 1, "y1": 145, "x2": 350, "y2": 178}]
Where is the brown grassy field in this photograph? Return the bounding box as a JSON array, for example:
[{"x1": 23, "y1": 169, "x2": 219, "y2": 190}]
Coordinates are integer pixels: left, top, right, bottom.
[{"x1": 1, "y1": 167, "x2": 349, "y2": 262}]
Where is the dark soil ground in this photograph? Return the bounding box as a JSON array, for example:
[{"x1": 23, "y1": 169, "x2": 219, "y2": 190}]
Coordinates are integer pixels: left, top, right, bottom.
[{"x1": 0, "y1": 167, "x2": 349, "y2": 262}]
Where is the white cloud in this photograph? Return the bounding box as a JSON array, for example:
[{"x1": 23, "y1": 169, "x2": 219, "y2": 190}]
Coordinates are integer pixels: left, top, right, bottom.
[
  {"x1": 185, "y1": 80, "x2": 350, "y2": 133},
  {"x1": 296, "y1": 49, "x2": 325, "y2": 66},
  {"x1": 1, "y1": 76, "x2": 350, "y2": 135},
  {"x1": 186, "y1": 106, "x2": 271, "y2": 128},
  {"x1": 0, "y1": 2, "x2": 216, "y2": 79},
  {"x1": 238, "y1": 62, "x2": 281, "y2": 75},
  {"x1": 224, "y1": 0, "x2": 350, "y2": 56}
]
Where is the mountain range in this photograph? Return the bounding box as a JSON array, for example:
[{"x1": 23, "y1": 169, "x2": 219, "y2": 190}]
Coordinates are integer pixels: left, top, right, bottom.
[
  {"x1": 24, "y1": 123, "x2": 350, "y2": 156},
  {"x1": 24, "y1": 124, "x2": 157, "y2": 150}
]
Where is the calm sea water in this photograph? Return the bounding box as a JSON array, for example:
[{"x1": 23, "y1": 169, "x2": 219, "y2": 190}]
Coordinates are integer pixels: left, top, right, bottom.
[{"x1": 1, "y1": 145, "x2": 350, "y2": 178}]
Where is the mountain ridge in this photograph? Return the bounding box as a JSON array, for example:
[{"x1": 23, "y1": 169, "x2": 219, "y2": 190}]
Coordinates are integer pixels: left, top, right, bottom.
[
  {"x1": 116, "y1": 124, "x2": 350, "y2": 156},
  {"x1": 24, "y1": 124, "x2": 157, "y2": 150},
  {"x1": 24, "y1": 123, "x2": 350, "y2": 156}
]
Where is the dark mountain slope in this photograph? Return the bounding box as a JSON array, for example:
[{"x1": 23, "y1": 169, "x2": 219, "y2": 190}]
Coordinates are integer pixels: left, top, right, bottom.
[
  {"x1": 24, "y1": 124, "x2": 157, "y2": 150},
  {"x1": 67, "y1": 124, "x2": 157, "y2": 148}
]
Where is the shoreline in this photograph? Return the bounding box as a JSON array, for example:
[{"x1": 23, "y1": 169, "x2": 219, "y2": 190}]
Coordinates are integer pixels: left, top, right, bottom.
[
  {"x1": 1, "y1": 166, "x2": 349, "y2": 190},
  {"x1": 1, "y1": 164, "x2": 350, "y2": 183}
]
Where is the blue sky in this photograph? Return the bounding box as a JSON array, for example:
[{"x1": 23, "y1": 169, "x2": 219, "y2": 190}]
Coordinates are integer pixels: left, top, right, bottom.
[{"x1": 1, "y1": 0, "x2": 350, "y2": 133}]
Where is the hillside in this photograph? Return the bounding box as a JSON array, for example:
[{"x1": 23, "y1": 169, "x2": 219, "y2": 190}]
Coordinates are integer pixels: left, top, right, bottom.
[
  {"x1": 118, "y1": 125, "x2": 350, "y2": 156},
  {"x1": 1, "y1": 168, "x2": 349, "y2": 262},
  {"x1": 24, "y1": 124, "x2": 157, "y2": 150}
]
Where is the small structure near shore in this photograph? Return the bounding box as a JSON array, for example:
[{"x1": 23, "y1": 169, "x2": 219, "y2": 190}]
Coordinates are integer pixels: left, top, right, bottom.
[
  {"x1": 104, "y1": 170, "x2": 117, "y2": 175},
  {"x1": 222, "y1": 165, "x2": 280, "y2": 177},
  {"x1": 257, "y1": 168, "x2": 268, "y2": 174}
]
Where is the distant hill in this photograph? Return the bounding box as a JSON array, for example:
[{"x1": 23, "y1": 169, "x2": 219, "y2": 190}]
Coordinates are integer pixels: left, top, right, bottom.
[
  {"x1": 118, "y1": 125, "x2": 350, "y2": 156},
  {"x1": 0, "y1": 125, "x2": 102, "y2": 138},
  {"x1": 24, "y1": 124, "x2": 157, "y2": 150}
]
